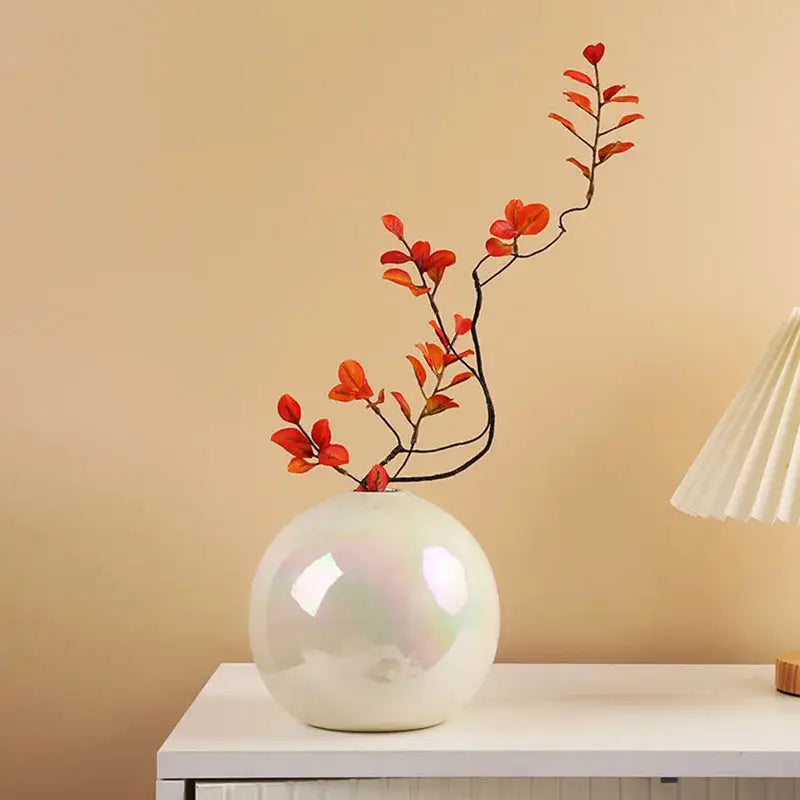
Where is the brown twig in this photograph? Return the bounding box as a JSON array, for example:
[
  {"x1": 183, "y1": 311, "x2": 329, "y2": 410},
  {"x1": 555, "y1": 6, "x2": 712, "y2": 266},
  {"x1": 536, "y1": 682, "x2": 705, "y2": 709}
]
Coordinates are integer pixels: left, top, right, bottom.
[{"x1": 389, "y1": 62, "x2": 606, "y2": 484}]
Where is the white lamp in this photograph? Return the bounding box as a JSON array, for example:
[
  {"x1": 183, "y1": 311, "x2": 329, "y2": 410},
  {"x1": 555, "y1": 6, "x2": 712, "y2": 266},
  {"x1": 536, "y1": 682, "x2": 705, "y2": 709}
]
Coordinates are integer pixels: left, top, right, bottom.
[{"x1": 671, "y1": 307, "x2": 800, "y2": 695}]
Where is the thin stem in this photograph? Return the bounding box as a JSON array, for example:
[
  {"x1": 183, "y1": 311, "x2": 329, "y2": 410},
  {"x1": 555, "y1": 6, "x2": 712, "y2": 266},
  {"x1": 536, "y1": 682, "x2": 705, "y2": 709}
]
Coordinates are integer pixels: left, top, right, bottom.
[
  {"x1": 392, "y1": 269, "x2": 495, "y2": 482},
  {"x1": 367, "y1": 402, "x2": 403, "y2": 449},
  {"x1": 480, "y1": 63, "x2": 602, "y2": 288},
  {"x1": 411, "y1": 419, "x2": 490, "y2": 453},
  {"x1": 297, "y1": 421, "x2": 364, "y2": 488},
  {"x1": 567, "y1": 129, "x2": 594, "y2": 149},
  {"x1": 403, "y1": 236, "x2": 480, "y2": 381}
]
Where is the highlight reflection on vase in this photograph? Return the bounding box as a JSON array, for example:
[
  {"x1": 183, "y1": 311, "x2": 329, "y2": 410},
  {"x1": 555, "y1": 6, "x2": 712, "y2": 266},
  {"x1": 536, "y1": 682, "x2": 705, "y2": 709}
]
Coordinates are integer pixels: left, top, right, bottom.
[{"x1": 249, "y1": 491, "x2": 499, "y2": 731}]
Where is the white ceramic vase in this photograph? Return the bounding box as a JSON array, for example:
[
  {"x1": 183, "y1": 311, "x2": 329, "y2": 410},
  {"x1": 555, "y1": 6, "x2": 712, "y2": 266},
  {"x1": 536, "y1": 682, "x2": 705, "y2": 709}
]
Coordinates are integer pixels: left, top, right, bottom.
[{"x1": 249, "y1": 490, "x2": 500, "y2": 731}]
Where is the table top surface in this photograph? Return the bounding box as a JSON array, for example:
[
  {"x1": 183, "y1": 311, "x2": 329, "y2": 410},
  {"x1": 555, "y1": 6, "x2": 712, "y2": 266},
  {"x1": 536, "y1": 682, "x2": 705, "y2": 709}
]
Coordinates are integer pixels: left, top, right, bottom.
[{"x1": 158, "y1": 663, "x2": 800, "y2": 780}]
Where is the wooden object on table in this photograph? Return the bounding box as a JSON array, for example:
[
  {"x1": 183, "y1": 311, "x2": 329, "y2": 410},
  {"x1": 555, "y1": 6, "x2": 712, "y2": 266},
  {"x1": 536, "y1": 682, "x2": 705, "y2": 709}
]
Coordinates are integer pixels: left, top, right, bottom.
[{"x1": 776, "y1": 651, "x2": 800, "y2": 695}]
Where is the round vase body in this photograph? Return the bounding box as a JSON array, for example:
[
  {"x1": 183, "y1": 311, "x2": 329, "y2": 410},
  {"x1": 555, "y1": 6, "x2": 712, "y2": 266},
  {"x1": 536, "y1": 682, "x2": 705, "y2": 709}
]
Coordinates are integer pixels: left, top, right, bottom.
[{"x1": 249, "y1": 491, "x2": 500, "y2": 731}]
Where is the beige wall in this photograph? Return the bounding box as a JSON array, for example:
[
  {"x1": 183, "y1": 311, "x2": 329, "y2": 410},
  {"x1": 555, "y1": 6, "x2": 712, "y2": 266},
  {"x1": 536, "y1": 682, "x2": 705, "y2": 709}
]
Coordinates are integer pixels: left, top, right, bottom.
[{"x1": 3, "y1": 1, "x2": 800, "y2": 798}]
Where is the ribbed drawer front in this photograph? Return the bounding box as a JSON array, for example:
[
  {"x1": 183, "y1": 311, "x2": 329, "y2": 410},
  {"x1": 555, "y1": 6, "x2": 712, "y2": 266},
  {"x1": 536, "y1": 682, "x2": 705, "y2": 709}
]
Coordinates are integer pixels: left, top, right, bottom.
[{"x1": 194, "y1": 779, "x2": 800, "y2": 800}]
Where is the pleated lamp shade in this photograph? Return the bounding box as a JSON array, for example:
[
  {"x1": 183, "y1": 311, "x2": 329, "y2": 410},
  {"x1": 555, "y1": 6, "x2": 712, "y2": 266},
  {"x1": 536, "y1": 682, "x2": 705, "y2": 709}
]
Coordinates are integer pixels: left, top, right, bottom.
[{"x1": 671, "y1": 307, "x2": 800, "y2": 524}]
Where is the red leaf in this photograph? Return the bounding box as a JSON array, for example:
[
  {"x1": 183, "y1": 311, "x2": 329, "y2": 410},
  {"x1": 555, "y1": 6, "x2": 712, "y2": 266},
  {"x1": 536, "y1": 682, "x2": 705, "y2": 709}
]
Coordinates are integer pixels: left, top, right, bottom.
[
  {"x1": 566, "y1": 157, "x2": 591, "y2": 178},
  {"x1": 516, "y1": 203, "x2": 550, "y2": 236},
  {"x1": 410, "y1": 240, "x2": 431, "y2": 263},
  {"x1": 311, "y1": 418, "x2": 331, "y2": 449},
  {"x1": 382, "y1": 214, "x2": 404, "y2": 239},
  {"x1": 382, "y1": 268, "x2": 430, "y2": 297},
  {"x1": 454, "y1": 314, "x2": 472, "y2": 336},
  {"x1": 277, "y1": 393, "x2": 301, "y2": 424},
  {"x1": 598, "y1": 140, "x2": 635, "y2": 163},
  {"x1": 486, "y1": 237, "x2": 513, "y2": 257},
  {"x1": 406, "y1": 355, "x2": 427, "y2": 387},
  {"x1": 390, "y1": 390, "x2": 412, "y2": 423},
  {"x1": 607, "y1": 95, "x2": 639, "y2": 103},
  {"x1": 362, "y1": 464, "x2": 390, "y2": 492},
  {"x1": 271, "y1": 427, "x2": 313, "y2": 458},
  {"x1": 617, "y1": 113, "x2": 644, "y2": 127},
  {"x1": 563, "y1": 91, "x2": 594, "y2": 116},
  {"x1": 429, "y1": 319, "x2": 450, "y2": 348},
  {"x1": 416, "y1": 342, "x2": 445, "y2": 374},
  {"x1": 583, "y1": 42, "x2": 605, "y2": 65},
  {"x1": 374, "y1": 388, "x2": 385, "y2": 405},
  {"x1": 548, "y1": 112, "x2": 577, "y2": 134},
  {"x1": 602, "y1": 84, "x2": 625, "y2": 102},
  {"x1": 446, "y1": 371, "x2": 473, "y2": 388},
  {"x1": 318, "y1": 443, "x2": 349, "y2": 467},
  {"x1": 287, "y1": 457, "x2": 316, "y2": 474},
  {"x1": 425, "y1": 394, "x2": 459, "y2": 415},
  {"x1": 505, "y1": 198, "x2": 523, "y2": 222},
  {"x1": 489, "y1": 219, "x2": 517, "y2": 239},
  {"x1": 380, "y1": 250, "x2": 412, "y2": 264},
  {"x1": 423, "y1": 249, "x2": 456, "y2": 274},
  {"x1": 563, "y1": 69, "x2": 594, "y2": 87}
]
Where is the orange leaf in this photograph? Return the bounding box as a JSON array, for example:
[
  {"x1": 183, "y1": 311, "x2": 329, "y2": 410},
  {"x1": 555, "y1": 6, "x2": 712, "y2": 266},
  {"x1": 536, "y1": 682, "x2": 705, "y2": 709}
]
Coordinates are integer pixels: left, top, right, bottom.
[
  {"x1": 339, "y1": 359, "x2": 366, "y2": 392},
  {"x1": 598, "y1": 141, "x2": 635, "y2": 163},
  {"x1": 329, "y1": 359, "x2": 373, "y2": 402},
  {"x1": 566, "y1": 157, "x2": 591, "y2": 179},
  {"x1": 390, "y1": 390, "x2": 412, "y2": 423},
  {"x1": 416, "y1": 342, "x2": 445, "y2": 374},
  {"x1": 382, "y1": 268, "x2": 430, "y2": 297},
  {"x1": 602, "y1": 84, "x2": 625, "y2": 102},
  {"x1": 607, "y1": 95, "x2": 639, "y2": 103},
  {"x1": 382, "y1": 214, "x2": 404, "y2": 239},
  {"x1": 446, "y1": 371, "x2": 473, "y2": 388},
  {"x1": 617, "y1": 113, "x2": 645, "y2": 127},
  {"x1": 486, "y1": 237, "x2": 513, "y2": 257},
  {"x1": 429, "y1": 319, "x2": 450, "y2": 348},
  {"x1": 563, "y1": 69, "x2": 594, "y2": 87},
  {"x1": 563, "y1": 91, "x2": 594, "y2": 116},
  {"x1": 548, "y1": 112, "x2": 577, "y2": 134},
  {"x1": 271, "y1": 427, "x2": 313, "y2": 458},
  {"x1": 311, "y1": 418, "x2": 331, "y2": 449},
  {"x1": 318, "y1": 443, "x2": 349, "y2": 467},
  {"x1": 443, "y1": 347, "x2": 475, "y2": 367},
  {"x1": 360, "y1": 464, "x2": 390, "y2": 492},
  {"x1": 425, "y1": 394, "x2": 459, "y2": 415},
  {"x1": 277, "y1": 393, "x2": 301, "y2": 424},
  {"x1": 583, "y1": 42, "x2": 605, "y2": 65},
  {"x1": 380, "y1": 250, "x2": 412, "y2": 264},
  {"x1": 328, "y1": 386, "x2": 355, "y2": 402},
  {"x1": 288, "y1": 457, "x2": 316, "y2": 474},
  {"x1": 406, "y1": 355, "x2": 427, "y2": 387},
  {"x1": 426, "y1": 263, "x2": 447, "y2": 287},
  {"x1": 516, "y1": 203, "x2": 550, "y2": 236},
  {"x1": 454, "y1": 314, "x2": 472, "y2": 336}
]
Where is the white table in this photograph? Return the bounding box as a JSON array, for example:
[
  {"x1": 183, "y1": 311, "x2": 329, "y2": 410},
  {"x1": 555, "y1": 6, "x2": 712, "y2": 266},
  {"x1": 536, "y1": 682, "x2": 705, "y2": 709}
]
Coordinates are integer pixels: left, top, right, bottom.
[{"x1": 156, "y1": 663, "x2": 800, "y2": 800}]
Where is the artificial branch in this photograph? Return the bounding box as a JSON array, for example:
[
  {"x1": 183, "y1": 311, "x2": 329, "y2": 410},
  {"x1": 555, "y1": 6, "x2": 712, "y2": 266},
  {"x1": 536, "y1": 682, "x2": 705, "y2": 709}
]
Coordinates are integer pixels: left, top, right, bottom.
[{"x1": 269, "y1": 41, "x2": 643, "y2": 491}]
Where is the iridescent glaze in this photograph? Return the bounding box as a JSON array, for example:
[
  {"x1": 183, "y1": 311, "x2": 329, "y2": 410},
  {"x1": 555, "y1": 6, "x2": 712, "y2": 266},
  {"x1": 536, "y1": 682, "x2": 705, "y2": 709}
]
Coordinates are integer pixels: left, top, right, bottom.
[{"x1": 249, "y1": 491, "x2": 500, "y2": 731}]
